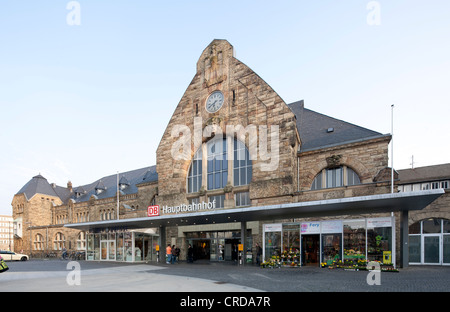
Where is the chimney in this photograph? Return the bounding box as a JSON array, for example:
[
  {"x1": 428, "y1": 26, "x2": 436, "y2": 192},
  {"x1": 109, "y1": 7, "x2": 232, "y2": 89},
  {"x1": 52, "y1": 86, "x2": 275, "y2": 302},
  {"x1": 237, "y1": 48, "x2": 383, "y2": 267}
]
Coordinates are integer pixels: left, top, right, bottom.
[{"x1": 67, "y1": 181, "x2": 73, "y2": 192}]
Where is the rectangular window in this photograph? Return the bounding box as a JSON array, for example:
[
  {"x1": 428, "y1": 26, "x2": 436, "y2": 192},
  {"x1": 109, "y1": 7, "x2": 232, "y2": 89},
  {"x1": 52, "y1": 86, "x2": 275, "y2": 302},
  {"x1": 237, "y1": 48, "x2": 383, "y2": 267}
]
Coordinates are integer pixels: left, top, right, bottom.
[
  {"x1": 326, "y1": 167, "x2": 343, "y2": 188},
  {"x1": 343, "y1": 220, "x2": 366, "y2": 261},
  {"x1": 235, "y1": 192, "x2": 250, "y2": 207},
  {"x1": 209, "y1": 195, "x2": 225, "y2": 208}
]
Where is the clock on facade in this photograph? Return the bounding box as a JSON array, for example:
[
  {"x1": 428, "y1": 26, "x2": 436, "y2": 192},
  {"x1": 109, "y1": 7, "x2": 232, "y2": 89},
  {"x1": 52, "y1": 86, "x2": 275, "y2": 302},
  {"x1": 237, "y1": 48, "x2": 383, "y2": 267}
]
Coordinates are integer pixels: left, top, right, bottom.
[{"x1": 205, "y1": 91, "x2": 224, "y2": 113}]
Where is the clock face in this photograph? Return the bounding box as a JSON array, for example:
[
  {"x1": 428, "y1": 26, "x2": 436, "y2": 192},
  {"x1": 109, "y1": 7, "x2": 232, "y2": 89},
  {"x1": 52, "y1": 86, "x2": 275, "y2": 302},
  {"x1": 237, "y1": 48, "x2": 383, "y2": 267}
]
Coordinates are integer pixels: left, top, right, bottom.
[{"x1": 205, "y1": 91, "x2": 224, "y2": 113}]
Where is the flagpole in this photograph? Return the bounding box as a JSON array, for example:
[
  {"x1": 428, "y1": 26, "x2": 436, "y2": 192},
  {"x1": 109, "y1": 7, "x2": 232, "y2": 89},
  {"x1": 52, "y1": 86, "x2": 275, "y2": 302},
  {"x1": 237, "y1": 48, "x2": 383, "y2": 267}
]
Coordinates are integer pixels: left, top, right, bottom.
[
  {"x1": 391, "y1": 104, "x2": 394, "y2": 194},
  {"x1": 117, "y1": 171, "x2": 120, "y2": 220}
]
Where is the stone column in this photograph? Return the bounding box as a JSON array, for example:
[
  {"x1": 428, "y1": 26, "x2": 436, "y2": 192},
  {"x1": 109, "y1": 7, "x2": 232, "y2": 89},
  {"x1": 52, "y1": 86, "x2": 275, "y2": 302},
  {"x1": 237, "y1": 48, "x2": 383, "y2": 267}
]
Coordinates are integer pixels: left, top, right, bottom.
[{"x1": 400, "y1": 210, "x2": 409, "y2": 268}]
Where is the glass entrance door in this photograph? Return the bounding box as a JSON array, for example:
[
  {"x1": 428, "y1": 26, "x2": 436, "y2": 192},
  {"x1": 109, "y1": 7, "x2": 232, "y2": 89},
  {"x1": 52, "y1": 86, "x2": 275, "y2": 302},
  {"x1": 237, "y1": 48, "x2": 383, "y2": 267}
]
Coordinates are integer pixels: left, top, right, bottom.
[
  {"x1": 101, "y1": 241, "x2": 107, "y2": 260},
  {"x1": 108, "y1": 240, "x2": 116, "y2": 261},
  {"x1": 424, "y1": 235, "x2": 441, "y2": 264},
  {"x1": 100, "y1": 240, "x2": 116, "y2": 261}
]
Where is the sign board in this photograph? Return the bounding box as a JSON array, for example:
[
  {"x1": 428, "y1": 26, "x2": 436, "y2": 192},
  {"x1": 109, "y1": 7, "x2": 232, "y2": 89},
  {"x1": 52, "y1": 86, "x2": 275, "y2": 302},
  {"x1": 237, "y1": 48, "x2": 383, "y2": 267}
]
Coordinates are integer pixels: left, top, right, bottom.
[
  {"x1": 367, "y1": 217, "x2": 392, "y2": 228},
  {"x1": 238, "y1": 244, "x2": 244, "y2": 251},
  {"x1": 264, "y1": 223, "x2": 282, "y2": 232},
  {"x1": 321, "y1": 220, "x2": 343, "y2": 234},
  {"x1": 147, "y1": 205, "x2": 160, "y2": 217},
  {"x1": 301, "y1": 222, "x2": 320, "y2": 234},
  {"x1": 383, "y1": 251, "x2": 392, "y2": 264},
  {"x1": 155, "y1": 245, "x2": 159, "y2": 252}
]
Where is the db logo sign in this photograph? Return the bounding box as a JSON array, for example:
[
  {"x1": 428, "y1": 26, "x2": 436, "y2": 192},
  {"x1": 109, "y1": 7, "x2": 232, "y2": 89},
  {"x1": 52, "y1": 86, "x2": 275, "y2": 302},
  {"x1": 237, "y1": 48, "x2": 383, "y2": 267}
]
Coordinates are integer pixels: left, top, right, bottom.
[{"x1": 147, "y1": 205, "x2": 160, "y2": 217}]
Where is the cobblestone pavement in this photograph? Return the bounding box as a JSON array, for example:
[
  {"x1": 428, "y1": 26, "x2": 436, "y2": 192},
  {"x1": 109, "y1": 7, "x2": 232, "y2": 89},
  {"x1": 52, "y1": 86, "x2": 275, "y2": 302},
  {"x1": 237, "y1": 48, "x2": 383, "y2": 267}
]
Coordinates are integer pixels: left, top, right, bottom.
[
  {"x1": 1, "y1": 259, "x2": 450, "y2": 292},
  {"x1": 155, "y1": 261, "x2": 450, "y2": 292}
]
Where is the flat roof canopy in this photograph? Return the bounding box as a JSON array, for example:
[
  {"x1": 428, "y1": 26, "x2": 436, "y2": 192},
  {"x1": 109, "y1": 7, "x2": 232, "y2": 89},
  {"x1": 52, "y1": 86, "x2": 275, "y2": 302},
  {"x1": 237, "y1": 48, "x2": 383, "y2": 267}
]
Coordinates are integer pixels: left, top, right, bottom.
[{"x1": 65, "y1": 189, "x2": 444, "y2": 231}]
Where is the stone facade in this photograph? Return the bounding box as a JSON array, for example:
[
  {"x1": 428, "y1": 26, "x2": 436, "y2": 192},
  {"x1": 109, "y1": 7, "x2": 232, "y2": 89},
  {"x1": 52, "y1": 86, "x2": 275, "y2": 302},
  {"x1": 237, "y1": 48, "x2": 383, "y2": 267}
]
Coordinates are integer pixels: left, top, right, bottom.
[{"x1": 11, "y1": 40, "x2": 449, "y2": 265}]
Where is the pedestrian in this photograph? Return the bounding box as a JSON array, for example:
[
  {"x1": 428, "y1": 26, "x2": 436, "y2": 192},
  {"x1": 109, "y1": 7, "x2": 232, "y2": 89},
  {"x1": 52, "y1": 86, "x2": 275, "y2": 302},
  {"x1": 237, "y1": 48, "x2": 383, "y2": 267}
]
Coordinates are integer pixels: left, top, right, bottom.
[
  {"x1": 61, "y1": 247, "x2": 68, "y2": 260},
  {"x1": 166, "y1": 244, "x2": 172, "y2": 264},
  {"x1": 175, "y1": 246, "x2": 180, "y2": 262},
  {"x1": 255, "y1": 243, "x2": 262, "y2": 265},
  {"x1": 187, "y1": 244, "x2": 194, "y2": 263},
  {"x1": 171, "y1": 245, "x2": 177, "y2": 264}
]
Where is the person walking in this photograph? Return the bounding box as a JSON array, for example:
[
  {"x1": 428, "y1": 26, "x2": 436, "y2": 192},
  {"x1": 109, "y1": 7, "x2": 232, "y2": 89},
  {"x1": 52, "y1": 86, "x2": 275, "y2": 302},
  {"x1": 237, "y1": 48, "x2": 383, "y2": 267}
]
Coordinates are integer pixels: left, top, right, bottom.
[
  {"x1": 255, "y1": 243, "x2": 262, "y2": 265},
  {"x1": 187, "y1": 244, "x2": 194, "y2": 263},
  {"x1": 166, "y1": 244, "x2": 172, "y2": 264},
  {"x1": 171, "y1": 245, "x2": 177, "y2": 264}
]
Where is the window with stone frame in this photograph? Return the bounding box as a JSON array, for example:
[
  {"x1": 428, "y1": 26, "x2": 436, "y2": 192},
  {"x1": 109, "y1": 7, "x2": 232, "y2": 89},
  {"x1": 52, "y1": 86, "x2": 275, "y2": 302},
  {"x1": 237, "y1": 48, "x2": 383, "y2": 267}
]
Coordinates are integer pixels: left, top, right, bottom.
[
  {"x1": 54, "y1": 232, "x2": 65, "y2": 250},
  {"x1": 34, "y1": 233, "x2": 44, "y2": 250},
  {"x1": 186, "y1": 138, "x2": 253, "y2": 193},
  {"x1": 311, "y1": 166, "x2": 361, "y2": 190}
]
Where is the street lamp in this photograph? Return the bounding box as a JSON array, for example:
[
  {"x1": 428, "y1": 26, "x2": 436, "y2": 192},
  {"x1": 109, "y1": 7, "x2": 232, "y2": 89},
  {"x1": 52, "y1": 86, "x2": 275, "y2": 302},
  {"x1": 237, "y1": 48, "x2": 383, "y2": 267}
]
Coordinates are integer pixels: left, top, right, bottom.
[{"x1": 25, "y1": 222, "x2": 32, "y2": 259}]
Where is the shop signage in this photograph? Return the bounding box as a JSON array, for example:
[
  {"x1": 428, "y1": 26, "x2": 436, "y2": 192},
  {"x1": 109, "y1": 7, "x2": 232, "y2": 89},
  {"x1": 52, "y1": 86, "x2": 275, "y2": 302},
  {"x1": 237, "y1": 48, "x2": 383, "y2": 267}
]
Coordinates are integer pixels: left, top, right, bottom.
[
  {"x1": 301, "y1": 222, "x2": 320, "y2": 234},
  {"x1": 147, "y1": 205, "x2": 160, "y2": 217},
  {"x1": 264, "y1": 223, "x2": 282, "y2": 232},
  {"x1": 161, "y1": 200, "x2": 216, "y2": 214},
  {"x1": 321, "y1": 220, "x2": 343, "y2": 234},
  {"x1": 367, "y1": 217, "x2": 392, "y2": 228}
]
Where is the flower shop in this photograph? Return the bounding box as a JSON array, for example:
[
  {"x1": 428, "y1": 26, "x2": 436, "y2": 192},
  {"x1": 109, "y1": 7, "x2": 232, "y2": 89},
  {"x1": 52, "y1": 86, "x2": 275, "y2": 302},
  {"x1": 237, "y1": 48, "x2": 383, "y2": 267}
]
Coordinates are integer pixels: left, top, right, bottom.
[{"x1": 261, "y1": 217, "x2": 396, "y2": 270}]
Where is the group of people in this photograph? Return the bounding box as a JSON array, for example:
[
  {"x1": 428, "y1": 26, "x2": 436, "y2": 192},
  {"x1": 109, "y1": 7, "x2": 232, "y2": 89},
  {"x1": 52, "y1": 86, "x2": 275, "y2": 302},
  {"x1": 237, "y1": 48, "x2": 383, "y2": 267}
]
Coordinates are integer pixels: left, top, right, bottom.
[
  {"x1": 165, "y1": 242, "x2": 262, "y2": 265},
  {"x1": 165, "y1": 244, "x2": 181, "y2": 264}
]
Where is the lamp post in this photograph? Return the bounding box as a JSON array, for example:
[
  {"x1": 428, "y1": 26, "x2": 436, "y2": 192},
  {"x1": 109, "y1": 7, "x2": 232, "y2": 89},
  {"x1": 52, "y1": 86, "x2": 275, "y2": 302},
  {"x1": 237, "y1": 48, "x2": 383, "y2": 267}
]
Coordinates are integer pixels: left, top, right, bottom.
[{"x1": 25, "y1": 222, "x2": 32, "y2": 258}]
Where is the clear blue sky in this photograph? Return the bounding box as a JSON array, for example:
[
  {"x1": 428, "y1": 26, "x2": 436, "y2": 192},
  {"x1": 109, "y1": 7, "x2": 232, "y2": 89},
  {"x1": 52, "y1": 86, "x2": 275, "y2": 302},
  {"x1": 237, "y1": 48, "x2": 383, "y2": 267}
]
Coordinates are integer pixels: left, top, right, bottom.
[{"x1": 1, "y1": 1, "x2": 449, "y2": 215}]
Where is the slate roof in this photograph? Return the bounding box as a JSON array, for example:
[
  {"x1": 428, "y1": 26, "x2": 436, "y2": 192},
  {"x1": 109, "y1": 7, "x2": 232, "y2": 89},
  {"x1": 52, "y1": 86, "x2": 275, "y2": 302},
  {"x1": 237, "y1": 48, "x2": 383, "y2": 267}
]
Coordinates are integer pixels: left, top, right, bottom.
[
  {"x1": 16, "y1": 174, "x2": 59, "y2": 200},
  {"x1": 72, "y1": 166, "x2": 157, "y2": 203},
  {"x1": 397, "y1": 164, "x2": 450, "y2": 184},
  {"x1": 288, "y1": 100, "x2": 389, "y2": 152},
  {"x1": 16, "y1": 166, "x2": 157, "y2": 204}
]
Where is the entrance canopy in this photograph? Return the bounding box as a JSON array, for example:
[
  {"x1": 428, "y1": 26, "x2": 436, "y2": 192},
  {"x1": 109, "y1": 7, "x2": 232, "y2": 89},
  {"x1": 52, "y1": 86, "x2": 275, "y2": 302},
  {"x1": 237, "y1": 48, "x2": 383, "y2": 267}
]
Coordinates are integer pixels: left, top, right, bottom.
[{"x1": 65, "y1": 189, "x2": 444, "y2": 231}]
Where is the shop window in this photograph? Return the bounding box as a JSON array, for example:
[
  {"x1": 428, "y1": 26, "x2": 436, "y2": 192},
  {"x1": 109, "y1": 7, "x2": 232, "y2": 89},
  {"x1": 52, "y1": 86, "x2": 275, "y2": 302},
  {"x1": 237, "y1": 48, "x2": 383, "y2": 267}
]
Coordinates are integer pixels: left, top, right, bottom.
[
  {"x1": 409, "y1": 219, "x2": 450, "y2": 264},
  {"x1": 322, "y1": 234, "x2": 342, "y2": 264},
  {"x1": 343, "y1": 220, "x2": 366, "y2": 260},
  {"x1": 409, "y1": 236, "x2": 421, "y2": 263},
  {"x1": 311, "y1": 166, "x2": 360, "y2": 190},
  {"x1": 264, "y1": 231, "x2": 281, "y2": 261},
  {"x1": 282, "y1": 224, "x2": 300, "y2": 262},
  {"x1": 367, "y1": 226, "x2": 392, "y2": 262}
]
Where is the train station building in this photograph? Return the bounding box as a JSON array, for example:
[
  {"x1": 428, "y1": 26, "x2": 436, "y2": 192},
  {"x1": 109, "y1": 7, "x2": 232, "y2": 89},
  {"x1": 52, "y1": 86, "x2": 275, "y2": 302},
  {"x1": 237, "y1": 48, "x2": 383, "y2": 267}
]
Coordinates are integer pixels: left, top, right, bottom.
[{"x1": 12, "y1": 40, "x2": 447, "y2": 267}]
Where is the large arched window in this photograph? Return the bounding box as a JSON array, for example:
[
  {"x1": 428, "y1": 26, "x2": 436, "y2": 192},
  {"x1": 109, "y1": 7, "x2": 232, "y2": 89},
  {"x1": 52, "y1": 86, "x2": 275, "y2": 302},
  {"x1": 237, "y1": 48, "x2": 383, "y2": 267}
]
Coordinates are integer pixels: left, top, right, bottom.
[
  {"x1": 54, "y1": 232, "x2": 65, "y2": 250},
  {"x1": 207, "y1": 139, "x2": 228, "y2": 190},
  {"x1": 234, "y1": 139, "x2": 252, "y2": 186},
  {"x1": 311, "y1": 166, "x2": 361, "y2": 190},
  {"x1": 187, "y1": 138, "x2": 252, "y2": 193},
  {"x1": 187, "y1": 148, "x2": 202, "y2": 193}
]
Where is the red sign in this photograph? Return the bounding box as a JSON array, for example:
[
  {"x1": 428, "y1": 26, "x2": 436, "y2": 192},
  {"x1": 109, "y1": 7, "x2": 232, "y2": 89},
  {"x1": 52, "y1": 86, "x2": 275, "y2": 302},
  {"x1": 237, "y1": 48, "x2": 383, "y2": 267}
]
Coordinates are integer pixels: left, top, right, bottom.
[{"x1": 147, "y1": 205, "x2": 160, "y2": 217}]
